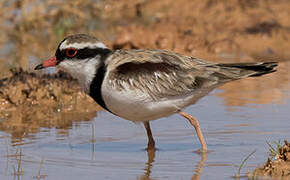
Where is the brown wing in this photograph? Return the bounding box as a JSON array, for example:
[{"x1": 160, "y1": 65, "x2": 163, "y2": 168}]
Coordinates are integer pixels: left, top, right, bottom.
[
  {"x1": 105, "y1": 49, "x2": 278, "y2": 100},
  {"x1": 105, "y1": 49, "x2": 223, "y2": 100}
]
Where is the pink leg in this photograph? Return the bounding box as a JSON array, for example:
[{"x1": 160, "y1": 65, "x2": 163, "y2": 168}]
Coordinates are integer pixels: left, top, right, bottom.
[
  {"x1": 179, "y1": 112, "x2": 208, "y2": 151},
  {"x1": 143, "y1": 121, "x2": 156, "y2": 151}
]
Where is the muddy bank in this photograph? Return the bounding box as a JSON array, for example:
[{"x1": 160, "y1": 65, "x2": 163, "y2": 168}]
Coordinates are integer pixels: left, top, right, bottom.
[
  {"x1": 109, "y1": 0, "x2": 290, "y2": 61},
  {"x1": 250, "y1": 140, "x2": 290, "y2": 179},
  {"x1": 0, "y1": 69, "x2": 100, "y2": 142},
  {"x1": 0, "y1": 0, "x2": 290, "y2": 77}
]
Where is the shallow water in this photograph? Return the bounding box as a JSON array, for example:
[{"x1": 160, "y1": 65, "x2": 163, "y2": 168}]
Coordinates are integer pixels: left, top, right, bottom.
[{"x1": 0, "y1": 62, "x2": 289, "y2": 180}]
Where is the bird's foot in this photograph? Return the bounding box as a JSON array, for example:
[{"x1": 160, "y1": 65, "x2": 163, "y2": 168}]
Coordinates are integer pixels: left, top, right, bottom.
[{"x1": 193, "y1": 148, "x2": 213, "y2": 154}]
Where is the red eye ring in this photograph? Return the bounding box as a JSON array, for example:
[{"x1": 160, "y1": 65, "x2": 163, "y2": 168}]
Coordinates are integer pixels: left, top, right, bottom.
[{"x1": 65, "y1": 48, "x2": 77, "y2": 58}]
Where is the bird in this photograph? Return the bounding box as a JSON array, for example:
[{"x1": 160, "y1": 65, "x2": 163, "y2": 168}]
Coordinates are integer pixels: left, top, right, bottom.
[{"x1": 35, "y1": 34, "x2": 277, "y2": 152}]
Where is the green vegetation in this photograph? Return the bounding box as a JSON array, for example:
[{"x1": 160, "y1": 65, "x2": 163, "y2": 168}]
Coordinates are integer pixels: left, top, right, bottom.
[
  {"x1": 233, "y1": 150, "x2": 256, "y2": 178},
  {"x1": 266, "y1": 140, "x2": 282, "y2": 159}
]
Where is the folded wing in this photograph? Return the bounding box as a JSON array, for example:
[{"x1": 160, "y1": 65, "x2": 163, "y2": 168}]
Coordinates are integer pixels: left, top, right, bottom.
[{"x1": 105, "y1": 49, "x2": 277, "y2": 100}]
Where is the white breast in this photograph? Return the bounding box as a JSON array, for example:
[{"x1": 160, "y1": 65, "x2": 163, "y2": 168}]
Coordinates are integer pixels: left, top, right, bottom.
[{"x1": 101, "y1": 76, "x2": 222, "y2": 123}]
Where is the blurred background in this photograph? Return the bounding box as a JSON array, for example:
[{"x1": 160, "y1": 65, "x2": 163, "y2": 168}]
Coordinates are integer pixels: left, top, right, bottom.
[
  {"x1": 0, "y1": 0, "x2": 289, "y2": 179},
  {"x1": 1, "y1": 0, "x2": 289, "y2": 73},
  {"x1": 1, "y1": 0, "x2": 290, "y2": 103}
]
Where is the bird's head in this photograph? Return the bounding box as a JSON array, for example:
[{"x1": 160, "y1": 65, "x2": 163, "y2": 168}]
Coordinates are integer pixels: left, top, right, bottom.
[{"x1": 35, "y1": 34, "x2": 111, "y2": 92}]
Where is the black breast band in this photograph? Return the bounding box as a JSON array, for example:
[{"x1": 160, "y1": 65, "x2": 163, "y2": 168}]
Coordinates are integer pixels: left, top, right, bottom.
[{"x1": 89, "y1": 64, "x2": 112, "y2": 113}]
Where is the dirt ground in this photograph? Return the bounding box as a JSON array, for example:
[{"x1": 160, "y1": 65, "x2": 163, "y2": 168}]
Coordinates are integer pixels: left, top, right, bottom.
[
  {"x1": 250, "y1": 141, "x2": 290, "y2": 179},
  {"x1": 0, "y1": 0, "x2": 289, "y2": 177},
  {"x1": 0, "y1": 69, "x2": 99, "y2": 142},
  {"x1": 106, "y1": 0, "x2": 290, "y2": 61}
]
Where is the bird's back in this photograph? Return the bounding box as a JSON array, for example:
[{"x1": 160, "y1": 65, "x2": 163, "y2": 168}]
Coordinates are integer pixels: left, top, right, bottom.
[{"x1": 101, "y1": 49, "x2": 277, "y2": 121}]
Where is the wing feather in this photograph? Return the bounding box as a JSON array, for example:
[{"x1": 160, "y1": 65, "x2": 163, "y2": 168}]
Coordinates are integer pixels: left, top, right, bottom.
[{"x1": 105, "y1": 49, "x2": 220, "y2": 100}]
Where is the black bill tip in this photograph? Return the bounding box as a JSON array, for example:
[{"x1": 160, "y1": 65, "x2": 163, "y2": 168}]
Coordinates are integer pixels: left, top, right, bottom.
[{"x1": 34, "y1": 64, "x2": 44, "y2": 70}]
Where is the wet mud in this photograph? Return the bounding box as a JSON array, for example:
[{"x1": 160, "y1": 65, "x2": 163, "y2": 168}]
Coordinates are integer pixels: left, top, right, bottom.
[
  {"x1": 0, "y1": 69, "x2": 100, "y2": 142},
  {"x1": 109, "y1": 0, "x2": 290, "y2": 62},
  {"x1": 250, "y1": 140, "x2": 290, "y2": 179}
]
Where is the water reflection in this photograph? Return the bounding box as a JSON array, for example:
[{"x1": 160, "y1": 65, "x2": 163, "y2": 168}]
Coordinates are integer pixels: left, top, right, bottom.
[
  {"x1": 138, "y1": 149, "x2": 208, "y2": 180},
  {"x1": 217, "y1": 61, "x2": 290, "y2": 109},
  {"x1": 3, "y1": 146, "x2": 24, "y2": 180},
  {"x1": 90, "y1": 123, "x2": 96, "y2": 161},
  {"x1": 139, "y1": 149, "x2": 155, "y2": 180},
  {"x1": 0, "y1": 110, "x2": 97, "y2": 145},
  {"x1": 191, "y1": 153, "x2": 207, "y2": 180}
]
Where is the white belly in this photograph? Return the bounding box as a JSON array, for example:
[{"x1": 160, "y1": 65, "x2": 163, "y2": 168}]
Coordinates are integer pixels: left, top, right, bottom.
[
  {"x1": 101, "y1": 80, "x2": 211, "y2": 122},
  {"x1": 101, "y1": 83, "x2": 185, "y2": 122}
]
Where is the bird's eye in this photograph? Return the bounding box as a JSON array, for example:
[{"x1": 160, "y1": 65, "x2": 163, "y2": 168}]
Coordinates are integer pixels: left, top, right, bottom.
[{"x1": 65, "y1": 48, "x2": 77, "y2": 58}]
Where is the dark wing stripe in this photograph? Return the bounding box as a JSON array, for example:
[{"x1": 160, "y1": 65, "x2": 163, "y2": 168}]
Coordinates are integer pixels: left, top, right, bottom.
[
  {"x1": 117, "y1": 62, "x2": 179, "y2": 75},
  {"x1": 216, "y1": 62, "x2": 278, "y2": 78},
  {"x1": 111, "y1": 61, "x2": 197, "y2": 100}
]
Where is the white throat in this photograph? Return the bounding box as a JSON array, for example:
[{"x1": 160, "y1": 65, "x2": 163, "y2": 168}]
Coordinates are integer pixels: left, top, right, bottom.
[{"x1": 58, "y1": 58, "x2": 100, "y2": 93}]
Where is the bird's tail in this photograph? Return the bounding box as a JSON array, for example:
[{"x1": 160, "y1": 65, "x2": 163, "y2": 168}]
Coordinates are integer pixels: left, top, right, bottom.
[{"x1": 215, "y1": 62, "x2": 278, "y2": 80}]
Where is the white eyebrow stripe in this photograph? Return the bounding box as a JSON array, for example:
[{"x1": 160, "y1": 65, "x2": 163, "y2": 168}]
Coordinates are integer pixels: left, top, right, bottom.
[{"x1": 60, "y1": 40, "x2": 107, "y2": 50}]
